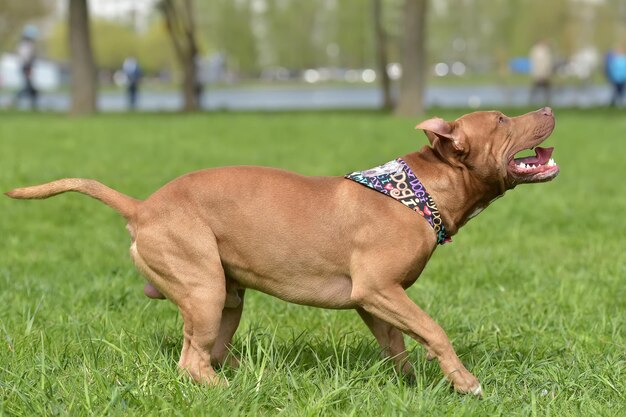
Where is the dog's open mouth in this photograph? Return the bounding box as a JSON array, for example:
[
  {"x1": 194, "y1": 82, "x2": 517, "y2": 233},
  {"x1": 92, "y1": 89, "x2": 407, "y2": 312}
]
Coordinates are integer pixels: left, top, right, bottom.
[{"x1": 508, "y1": 146, "x2": 560, "y2": 183}]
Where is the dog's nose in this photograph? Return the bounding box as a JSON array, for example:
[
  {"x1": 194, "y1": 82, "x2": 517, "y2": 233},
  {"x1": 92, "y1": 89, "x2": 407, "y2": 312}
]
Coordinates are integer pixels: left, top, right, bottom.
[{"x1": 541, "y1": 107, "x2": 553, "y2": 116}]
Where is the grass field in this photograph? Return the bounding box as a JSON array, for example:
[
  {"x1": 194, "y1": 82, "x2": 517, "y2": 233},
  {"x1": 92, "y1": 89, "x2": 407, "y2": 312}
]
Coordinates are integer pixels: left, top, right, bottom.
[{"x1": 0, "y1": 108, "x2": 624, "y2": 416}]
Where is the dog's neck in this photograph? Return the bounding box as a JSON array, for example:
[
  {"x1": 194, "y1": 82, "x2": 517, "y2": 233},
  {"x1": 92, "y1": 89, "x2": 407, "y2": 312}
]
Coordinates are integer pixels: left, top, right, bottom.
[{"x1": 402, "y1": 147, "x2": 505, "y2": 236}]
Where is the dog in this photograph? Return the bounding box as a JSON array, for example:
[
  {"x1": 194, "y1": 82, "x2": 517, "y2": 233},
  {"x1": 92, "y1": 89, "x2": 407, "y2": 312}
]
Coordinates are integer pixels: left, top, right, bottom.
[{"x1": 6, "y1": 108, "x2": 558, "y2": 396}]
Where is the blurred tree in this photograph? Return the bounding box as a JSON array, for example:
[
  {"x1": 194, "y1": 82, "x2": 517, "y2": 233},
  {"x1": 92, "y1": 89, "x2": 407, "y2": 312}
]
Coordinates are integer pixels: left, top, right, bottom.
[
  {"x1": 0, "y1": 0, "x2": 49, "y2": 52},
  {"x1": 616, "y1": 0, "x2": 626, "y2": 44},
  {"x1": 68, "y1": 0, "x2": 97, "y2": 115},
  {"x1": 193, "y1": 0, "x2": 399, "y2": 75},
  {"x1": 509, "y1": 0, "x2": 567, "y2": 55},
  {"x1": 380, "y1": 0, "x2": 405, "y2": 65},
  {"x1": 199, "y1": 0, "x2": 258, "y2": 75},
  {"x1": 158, "y1": 0, "x2": 200, "y2": 111},
  {"x1": 395, "y1": 0, "x2": 428, "y2": 116},
  {"x1": 47, "y1": 20, "x2": 175, "y2": 74},
  {"x1": 90, "y1": 21, "x2": 137, "y2": 70},
  {"x1": 426, "y1": 0, "x2": 621, "y2": 77},
  {"x1": 333, "y1": 1, "x2": 374, "y2": 68},
  {"x1": 373, "y1": 0, "x2": 392, "y2": 110},
  {"x1": 264, "y1": 0, "x2": 322, "y2": 69},
  {"x1": 48, "y1": 20, "x2": 135, "y2": 70},
  {"x1": 137, "y1": 24, "x2": 178, "y2": 75}
]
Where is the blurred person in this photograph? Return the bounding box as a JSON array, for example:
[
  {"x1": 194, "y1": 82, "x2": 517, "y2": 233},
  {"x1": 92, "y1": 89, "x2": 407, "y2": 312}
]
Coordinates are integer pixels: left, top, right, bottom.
[
  {"x1": 12, "y1": 26, "x2": 38, "y2": 110},
  {"x1": 572, "y1": 47, "x2": 598, "y2": 84},
  {"x1": 529, "y1": 40, "x2": 553, "y2": 105},
  {"x1": 605, "y1": 47, "x2": 626, "y2": 107},
  {"x1": 123, "y1": 57, "x2": 142, "y2": 110},
  {"x1": 603, "y1": 49, "x2": 615, "y2": 80}
]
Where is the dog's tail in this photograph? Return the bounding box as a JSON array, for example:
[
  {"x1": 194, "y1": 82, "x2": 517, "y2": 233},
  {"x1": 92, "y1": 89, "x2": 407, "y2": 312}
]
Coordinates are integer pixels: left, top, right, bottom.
[{"x1": 5, "y1": 178, "x2": 139, "y2": 220}]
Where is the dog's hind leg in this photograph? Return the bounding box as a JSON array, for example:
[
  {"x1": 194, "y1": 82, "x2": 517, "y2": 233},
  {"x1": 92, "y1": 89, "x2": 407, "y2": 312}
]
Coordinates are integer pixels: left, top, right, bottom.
[
  {"x1": 211, "y1": 288, "x2": 245, "y2": 368},
  {"x1": 357, "y1": 308, "x2": 413, "y2": 377},
  {"x1": 130, "y1": 235, "x2": 227, "y2": 385},
  {"x1": 176, "y1": 282, "x2": 226, "y2": 384}
]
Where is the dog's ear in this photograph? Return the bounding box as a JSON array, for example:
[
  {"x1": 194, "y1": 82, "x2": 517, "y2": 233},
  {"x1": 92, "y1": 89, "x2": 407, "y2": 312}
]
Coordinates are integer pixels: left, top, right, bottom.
[{"x1": 415, "y1": 118, "x2": 464, "y2": 153}]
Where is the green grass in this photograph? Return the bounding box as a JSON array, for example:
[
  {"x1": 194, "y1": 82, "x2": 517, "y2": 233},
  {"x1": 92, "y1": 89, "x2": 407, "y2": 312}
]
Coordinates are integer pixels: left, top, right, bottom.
[{"x1": 0, "y1": 109, "x2": 624, "y2": 416}]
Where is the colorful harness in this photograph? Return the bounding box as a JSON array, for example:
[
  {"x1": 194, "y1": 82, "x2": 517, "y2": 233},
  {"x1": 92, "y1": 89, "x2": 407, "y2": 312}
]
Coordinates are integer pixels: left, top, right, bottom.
[{"x1": 345, "y1": 158, "x2": 451, "y2": 245}]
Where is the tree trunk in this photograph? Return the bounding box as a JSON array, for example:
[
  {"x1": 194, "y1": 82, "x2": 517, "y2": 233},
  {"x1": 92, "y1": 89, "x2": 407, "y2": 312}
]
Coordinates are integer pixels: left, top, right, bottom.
[
  {"x1": 181, "y1": 0, "x2": 199, "y2": 111},
  {"x1": 394, "y1": 0, "x2": 428, "y2": 117},
  {"x1": 182, "y1": 55, "x2": 198, "y2": 111},
  {"x1": 159, "y1": 0, "x2": 200, "y2": 112},
  {"x1": 68, "y1": 0, "x2": 96, "y2": 115},
  {"x1": 372, "y1": 0, "x2": 392, "y2": 110}
]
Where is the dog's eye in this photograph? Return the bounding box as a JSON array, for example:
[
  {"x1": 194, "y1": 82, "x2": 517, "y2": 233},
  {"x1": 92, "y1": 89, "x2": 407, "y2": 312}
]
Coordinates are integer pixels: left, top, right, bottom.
[{"x1": 498, "y1": 116, "x2": 506, "y2": 124}]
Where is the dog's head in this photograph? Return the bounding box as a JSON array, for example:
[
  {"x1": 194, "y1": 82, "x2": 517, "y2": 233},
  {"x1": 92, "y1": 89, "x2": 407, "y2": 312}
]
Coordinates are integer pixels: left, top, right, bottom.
[{"x1": 415, "y1": 108, "x2": 559, "y2": 189}]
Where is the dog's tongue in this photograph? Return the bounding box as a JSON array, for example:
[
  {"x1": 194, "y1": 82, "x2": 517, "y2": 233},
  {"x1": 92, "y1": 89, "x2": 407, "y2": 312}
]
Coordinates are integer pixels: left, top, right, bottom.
[{"x1": 517, "y1": 147, "x2": 553, "y2": 164}]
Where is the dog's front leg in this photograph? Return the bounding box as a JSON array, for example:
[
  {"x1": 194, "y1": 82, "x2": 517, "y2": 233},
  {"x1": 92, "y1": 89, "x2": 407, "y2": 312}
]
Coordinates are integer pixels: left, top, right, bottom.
[{"x1": 352, "y1": 285, "x2": 482, "y2": 396}]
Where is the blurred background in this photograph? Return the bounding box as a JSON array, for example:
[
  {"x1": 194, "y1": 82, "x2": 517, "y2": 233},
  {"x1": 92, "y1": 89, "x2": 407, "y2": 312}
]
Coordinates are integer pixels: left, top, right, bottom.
[
  {"x1": 1, "y1": 0, "x2": 626, "y2": 114},
  {"x1": 2, "y1": 4, "x2": 625, "y2": 414}
]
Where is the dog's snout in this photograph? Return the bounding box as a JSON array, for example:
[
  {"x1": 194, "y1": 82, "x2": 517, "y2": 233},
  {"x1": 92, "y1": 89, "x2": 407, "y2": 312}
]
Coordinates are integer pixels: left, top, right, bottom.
[{"x1": 540, "y1": 107, "x2": 553, "y2": 117}]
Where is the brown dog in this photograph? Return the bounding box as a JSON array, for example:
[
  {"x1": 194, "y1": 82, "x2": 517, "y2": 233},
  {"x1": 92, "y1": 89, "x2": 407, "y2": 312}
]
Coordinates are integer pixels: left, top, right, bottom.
[{"x1": 6, "y1": 108, "x2": 558, "y2": 396}]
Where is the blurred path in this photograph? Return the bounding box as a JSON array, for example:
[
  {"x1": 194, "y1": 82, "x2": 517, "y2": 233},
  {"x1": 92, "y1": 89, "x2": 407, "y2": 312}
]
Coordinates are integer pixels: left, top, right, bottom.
[{"x1": 0, "y1": 84, "x2": 615, "y2": 111}]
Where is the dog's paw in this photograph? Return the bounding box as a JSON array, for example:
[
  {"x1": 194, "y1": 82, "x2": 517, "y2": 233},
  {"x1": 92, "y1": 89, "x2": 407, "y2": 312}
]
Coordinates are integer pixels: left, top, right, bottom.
[
  {"x1": 449, "y1": 369, "x2": 482, "y2": 397},
  {"x1": 180, "y1": 363, "x2": 229, "y2": 387}
]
